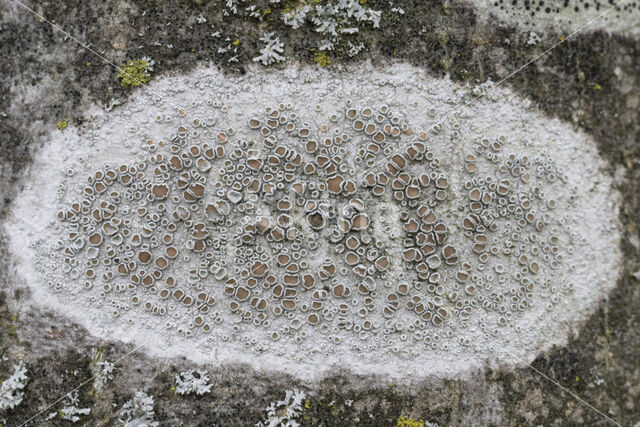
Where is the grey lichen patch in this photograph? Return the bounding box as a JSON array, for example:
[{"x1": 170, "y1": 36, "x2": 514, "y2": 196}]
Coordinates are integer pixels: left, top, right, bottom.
[{"x1": 5, "y1": 64, "x2": 622, "y2": 381}]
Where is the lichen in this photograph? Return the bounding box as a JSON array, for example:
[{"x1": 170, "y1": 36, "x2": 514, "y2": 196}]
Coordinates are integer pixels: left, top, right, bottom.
[
  {"x1": 57, "y1": 120, "x2": 68, "y2": 131},
  {"x1": 118, "y1": 391, "x2": 158, "y2": 426},
  {"x1": 94, "y1": 361, "x2": 115, "y2": 391},
  {"x1": 9, "y1": 65, "x2": 622, "y2": 382},
  {"x1": 253, "y1": 33, "x2": 285, "y2": 65},
  {"x1": 258, "y1": 389, "x2": 306, "y2": 427},
  {"x1": 174, "y1": 369, "x2": 212, "y2": 396},
  {"x1": 46, "y1": 391, "x2": 91, "y2": 423},
  {"x1": 281, "y1": 0, "x2": 381, "y2": 52},
  {"x1": 1, "y1": 0, "x2": 638, "y2": 424},
  {"x1": 0, "y1": 361, "x2": 28, "y2": 411},
  {"x1": 117, "y1": 58, "x2": 154, "y2": 88}
]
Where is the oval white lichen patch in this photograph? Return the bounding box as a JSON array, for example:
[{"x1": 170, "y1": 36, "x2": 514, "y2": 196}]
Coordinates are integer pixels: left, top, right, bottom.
[{"x1": 6, "y1": 64, "x2": 622, "y2": 379}]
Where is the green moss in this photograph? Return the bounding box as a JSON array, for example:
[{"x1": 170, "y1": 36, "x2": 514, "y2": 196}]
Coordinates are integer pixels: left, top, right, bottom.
[
  {"x1": 117, "y1": 59, "x2": 153, "y2": 88},
  {"x1": 396, "y1": 416, "x2": 425, "y2": 427},
  {"x1": 57, "y1": 120, "x2": 68, "y2": 130},
  {"x1": 313, "y1": 51, "x2": 331, "y2": 67}
]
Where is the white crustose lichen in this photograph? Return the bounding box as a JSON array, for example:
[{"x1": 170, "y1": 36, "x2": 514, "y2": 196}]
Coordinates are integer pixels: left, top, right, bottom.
[{"x1": 7, "y1": 64, "x2": 622, "y2": 380}]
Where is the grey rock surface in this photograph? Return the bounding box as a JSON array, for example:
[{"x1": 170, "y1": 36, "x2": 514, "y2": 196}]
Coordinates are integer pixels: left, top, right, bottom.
[{"x1": 0, "y1": 0, "x2": 639, "y2": 426}]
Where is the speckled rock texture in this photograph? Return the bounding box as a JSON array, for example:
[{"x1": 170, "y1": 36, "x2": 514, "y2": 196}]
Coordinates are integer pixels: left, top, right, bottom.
[{"x1": 0, "y1": 0, "x2": 638, "y2": 426}]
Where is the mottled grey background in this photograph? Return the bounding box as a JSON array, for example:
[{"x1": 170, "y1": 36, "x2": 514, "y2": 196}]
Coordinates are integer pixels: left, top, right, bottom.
[{"x1": 0, "y1": 0, "x2": 638, "y2": 425}]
